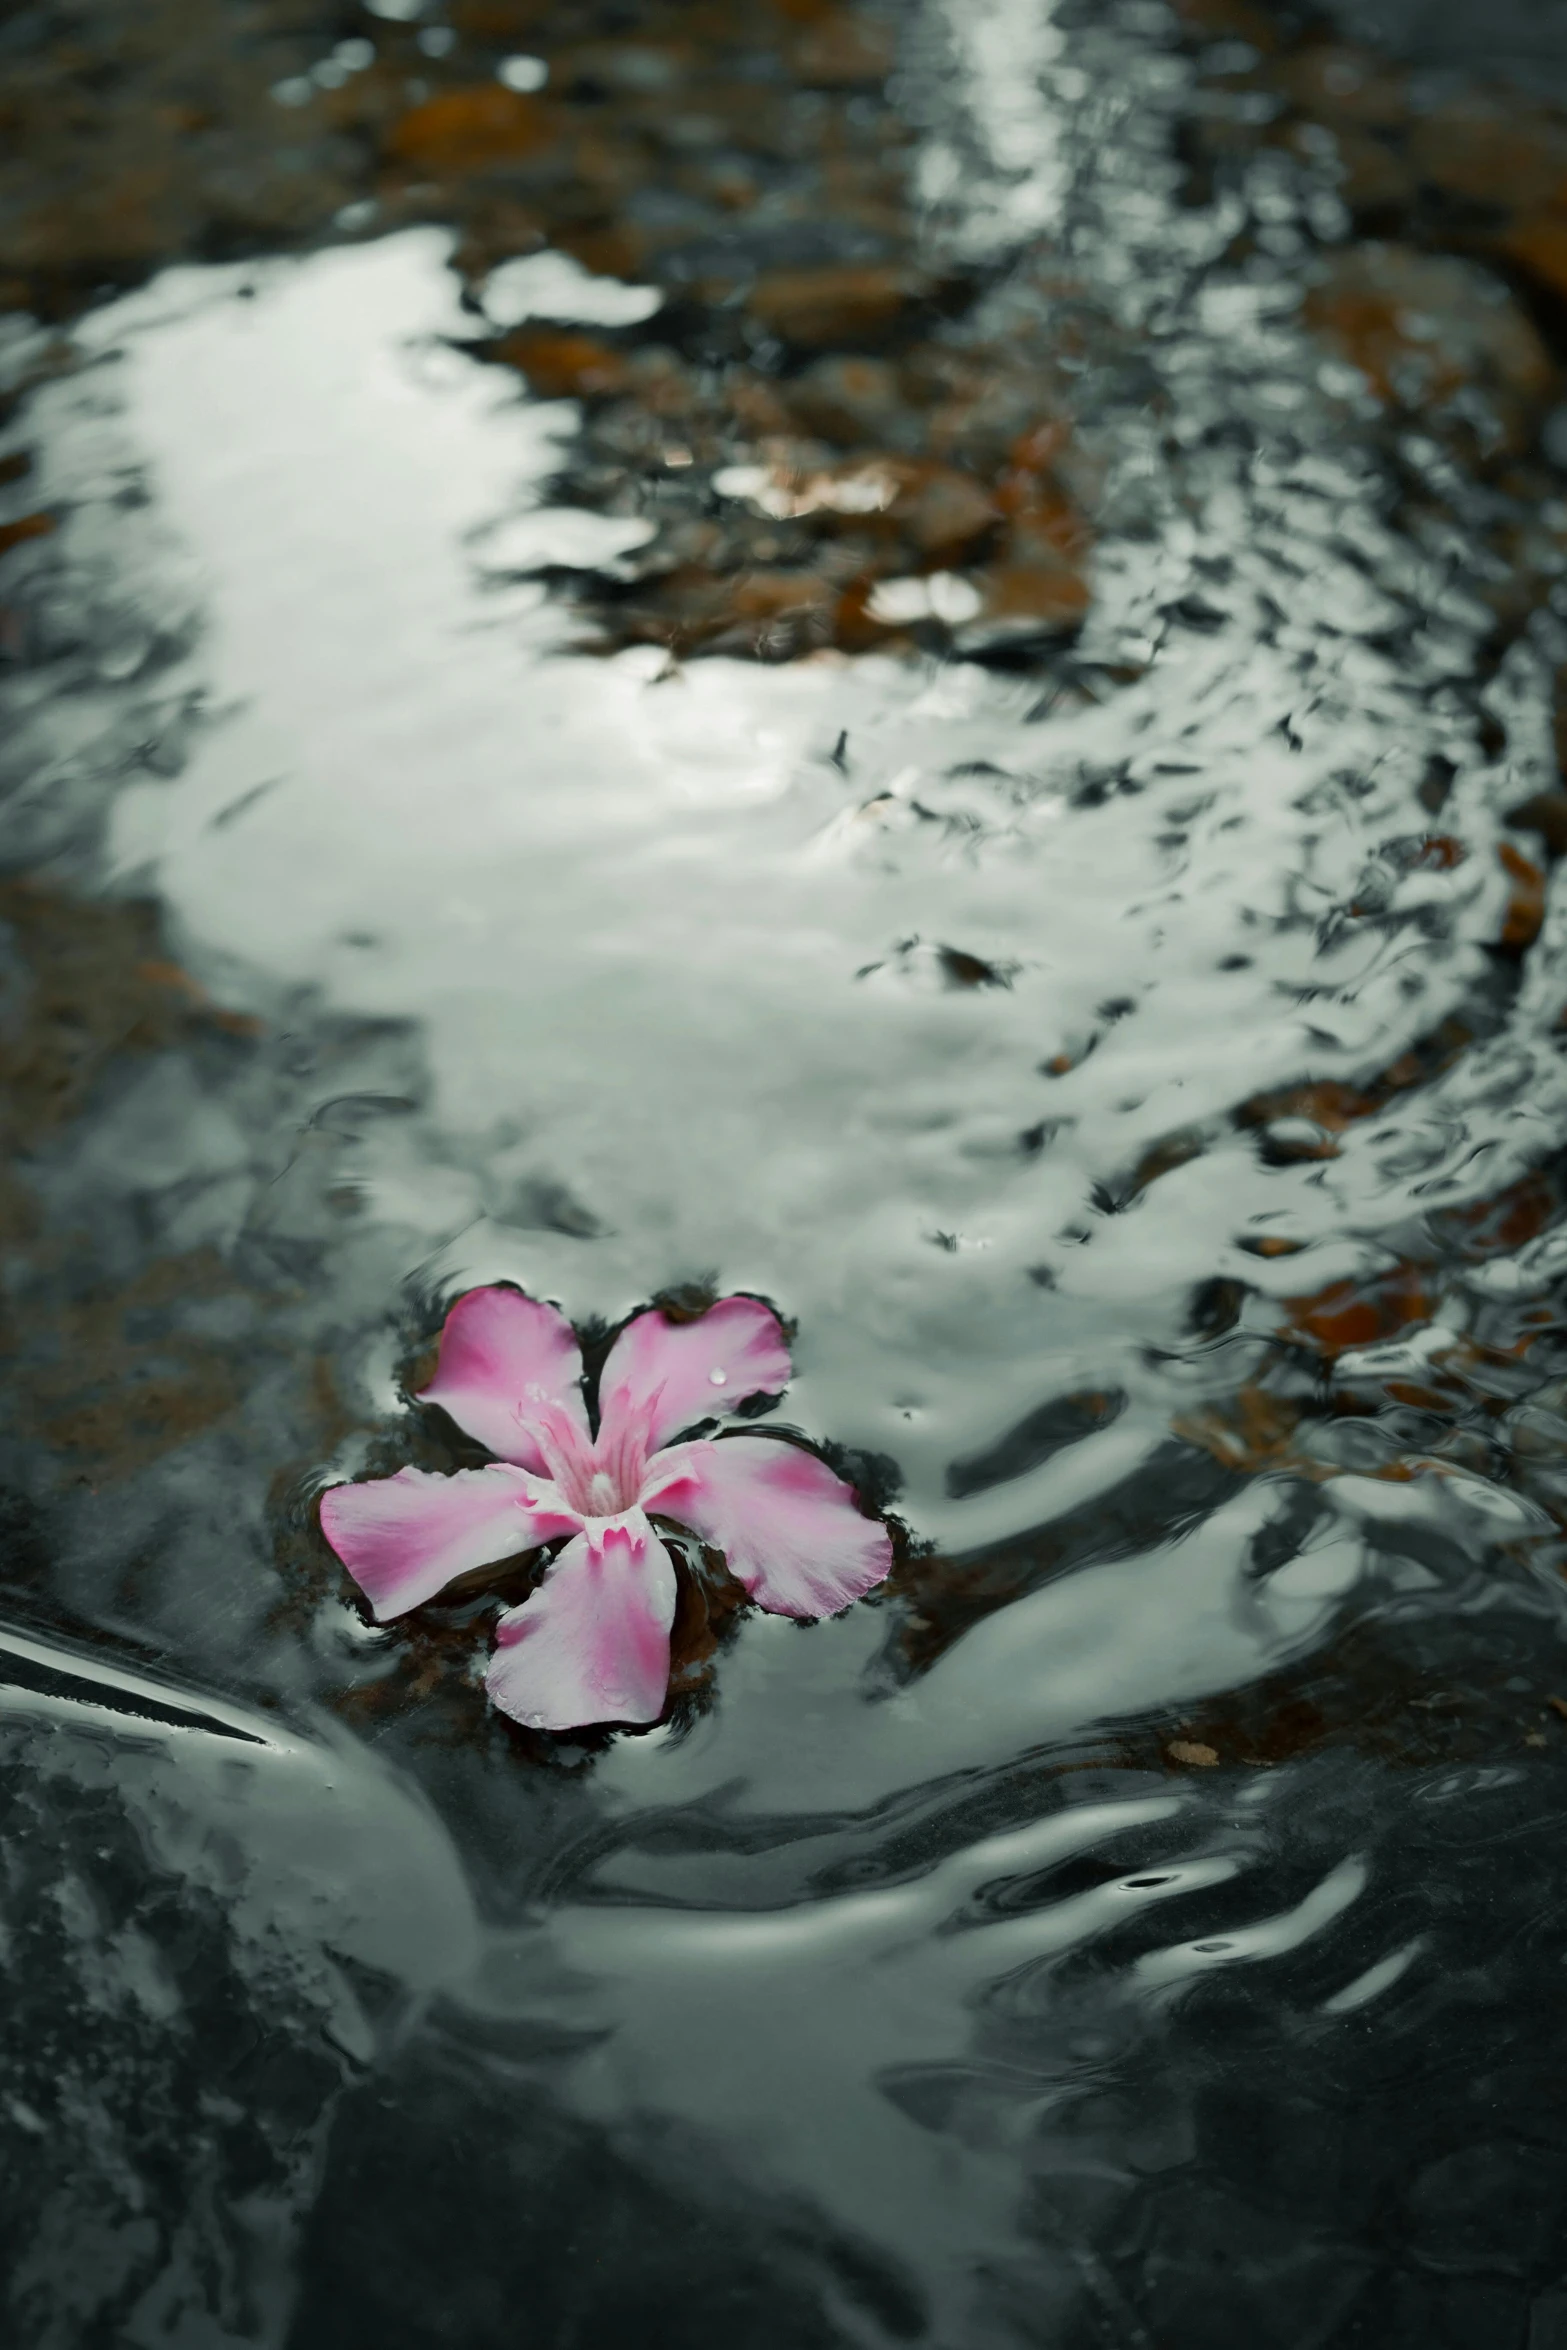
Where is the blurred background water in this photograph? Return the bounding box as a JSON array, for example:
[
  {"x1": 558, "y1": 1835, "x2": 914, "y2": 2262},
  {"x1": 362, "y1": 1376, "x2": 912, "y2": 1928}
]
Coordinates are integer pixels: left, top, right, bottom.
[
  {"x1": 7, "y1": 0, "x2": 1567, "y2": 2343},
  {"x1": 1319, "y1": 0, "x2": 1567, "y2": 89}
]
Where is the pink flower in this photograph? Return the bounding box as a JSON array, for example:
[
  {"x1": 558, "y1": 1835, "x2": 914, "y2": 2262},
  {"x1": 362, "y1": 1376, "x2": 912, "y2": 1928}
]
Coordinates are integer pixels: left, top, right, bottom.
[{"x1": 319, "y1": 1286, "x2": 892, "y2": 1731}]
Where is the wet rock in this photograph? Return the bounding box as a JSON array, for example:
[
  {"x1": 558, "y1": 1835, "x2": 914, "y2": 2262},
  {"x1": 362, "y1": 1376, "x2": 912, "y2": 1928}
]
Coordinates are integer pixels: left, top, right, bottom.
[
  {"x1": 967, "y1": 554, "x2": 1091, "y2": 642},
  {"x1": 1506, "y1": 789, "x2": 1567, "y2": 857},
  {"x1": 1405, "y1": 96, "x2": 1567, "y2": 215},
  {"x1": 0, "y1": 1748, "x2": 350, "y2": 2350},
  {"x1": 1500, "y1": 214, "x2": 1567, "y2": 304},
  {"x1": 785, "y1": 354, "x2": 919, "y2": 449},
  {"x1": 1199, "y1": 7, "x2": 1567, "y2": 400},
  {"x1": 1176, "y1": 1385, "x2": 1305, "y2": 1475},
  {"x1": 0, "y1": 0, "x2": 388, "y2": 306},
  {"x1": 955, "y1": 451, "x2": 1092, "y2": 646},
  {"x1": 715, "y1": 450, "x2": 1001, "y2": 572},
  {"x1": 1172, "y1": 0, "x2": 1283, "y2": 48},
  {"x1": 492, "y1": 327, "x2": 632, "y2": 398},
  {"x1": 1304, "y1": 243, "x2": 1552, "y2": 430},
  {"x1": 917, "y1": 356, "x2": 1081, "y2": 485},
  {"x1": 718, "y1": 371, "x2": 803, "y2": 441},
  {"x1": 1288, "y1": 1265, "x2": 1431, "y2": 1355},
  {"x1": 1497, "y1": 842, "x2": 1547, "y2": 950},
  {"x1": 384, "y1": 86, "x2": 561, "y2": 176},
  {"x1": 0, "y1": 884, "x2": 252, "y2": 1146},
  {"x1": 894, "y1": 465, "x2": 998, "y2": 560},
  {"x1": 790, "y1": 11, "x2": 897, "y2": 88},
  {"x1": 619, "y1": 560, "x2": 838, "y2": 658},
  {"x1": 1302, "y1": 122, "x2": 1416, "y2": 217},
  {"x1": 551, "y1": 222, "x2": 650, "y2": 281},
  {"x1": 0, "y1": 512, "x2": 55, "y2": 560},
  {"x1": 26, "y1": 1253, "x2": 251, "y2": 1479},
  {"x1": 746, "y1": 262, "x2": 931, "y2": 348}
]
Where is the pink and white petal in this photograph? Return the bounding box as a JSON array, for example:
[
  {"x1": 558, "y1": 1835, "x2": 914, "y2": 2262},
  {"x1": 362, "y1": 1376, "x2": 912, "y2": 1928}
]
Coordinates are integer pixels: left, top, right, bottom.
[
  {"x1": 645, "y1": 1437, "x2": 891, "y2": 1618},
  {"x1": 485, "y1": 1515, "x2": 677, "y2": 1731},
  {"x1": 418, "y1": 1285, "x2": 588, "y2": 1470},
  {"x1": 596, "y1": 1296, "x2": 791, "y2": 1455},
  {"x1": 320, "y1": 1463, "x2": 581, "y2": 1621}
]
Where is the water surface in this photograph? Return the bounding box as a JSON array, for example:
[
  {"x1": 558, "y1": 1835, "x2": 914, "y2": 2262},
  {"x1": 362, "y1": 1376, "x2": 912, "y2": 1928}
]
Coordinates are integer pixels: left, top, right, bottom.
[{"x1": 6, "y1": 1, "x2": 1567, "y2": 2343}]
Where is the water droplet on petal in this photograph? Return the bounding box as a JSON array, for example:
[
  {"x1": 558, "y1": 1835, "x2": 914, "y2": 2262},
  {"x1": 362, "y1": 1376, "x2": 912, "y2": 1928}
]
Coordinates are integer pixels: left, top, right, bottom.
[
  {"x1": 604, "y1": 1690, "x2": 627, "y2": 1711},
  {"x1": 525, "y1": 1712, "x2": 545, "y2": 1729},
  {"x1": 709, "y1": 1368, "x2": 727, "y2": 1386}
]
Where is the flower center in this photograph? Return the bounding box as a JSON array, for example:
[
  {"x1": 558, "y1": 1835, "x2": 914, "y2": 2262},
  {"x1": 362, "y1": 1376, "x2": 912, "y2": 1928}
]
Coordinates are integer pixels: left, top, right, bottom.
[{"x1": 516, "y1": 1393, "x2": 650, "y2": 1520}]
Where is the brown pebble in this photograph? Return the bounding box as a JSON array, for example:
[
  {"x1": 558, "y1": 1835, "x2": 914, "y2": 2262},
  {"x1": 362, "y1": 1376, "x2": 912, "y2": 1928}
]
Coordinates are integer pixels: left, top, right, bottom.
[
  {"x1": 748, "y1": 263, "x2": 929, "y2": 348},
  {"x1": 493, "y1": 329, "x2": 631, "y2": 400},
  {"x1": 1503, "y1": 215, "x2": 1567, "y2": 304},
  {"x1": 1507, "y1": 791, "x2": 1567, "y2": 858},
  {"x1": 1168, "y1": 1738, "x2": 1219, "y2": 1768},
  {"x1": 385, "y1": 86, "x2": 558, "y2": 176},
  {"x1": 0, "y1": 513, "x2": 56, "y2": 559},
  {"x1": 1499, "y1": 842, "x2": 1547, "y2": 951},
  {"x1": 792, "y1": 14, "x2": 896, "y2": 87}
]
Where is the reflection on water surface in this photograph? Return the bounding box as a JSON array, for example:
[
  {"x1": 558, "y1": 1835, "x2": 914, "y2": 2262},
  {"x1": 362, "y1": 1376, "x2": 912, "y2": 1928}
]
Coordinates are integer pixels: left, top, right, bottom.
[{"x1": 6, "y1": 0, "x2": 1567, "y2": 2342}]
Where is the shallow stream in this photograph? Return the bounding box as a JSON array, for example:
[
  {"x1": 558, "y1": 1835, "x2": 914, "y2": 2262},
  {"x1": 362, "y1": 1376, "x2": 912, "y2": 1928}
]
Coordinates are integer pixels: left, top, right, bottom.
[{"x1": 6, "y1": 1, "x2": 1567, "y2": 2343}]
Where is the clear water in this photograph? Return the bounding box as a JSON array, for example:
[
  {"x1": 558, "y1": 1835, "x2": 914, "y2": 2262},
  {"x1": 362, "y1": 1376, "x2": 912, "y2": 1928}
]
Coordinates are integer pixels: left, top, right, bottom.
[{"x1": 5, "y1": 2, "x2": 1567, "y2": 2344}]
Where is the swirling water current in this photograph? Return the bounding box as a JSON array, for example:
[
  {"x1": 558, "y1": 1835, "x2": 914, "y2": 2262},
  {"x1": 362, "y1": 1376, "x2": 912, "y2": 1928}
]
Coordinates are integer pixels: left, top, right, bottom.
[{"x1": 5, "y1": 0, "x2": 1567, "y2": 2343}]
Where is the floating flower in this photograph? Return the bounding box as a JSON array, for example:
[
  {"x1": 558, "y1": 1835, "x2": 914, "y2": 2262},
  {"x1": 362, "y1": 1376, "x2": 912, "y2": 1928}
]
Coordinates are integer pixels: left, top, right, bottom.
[{"x1": 319, "y1": 1286, "x2": 892, "y2": 1731}]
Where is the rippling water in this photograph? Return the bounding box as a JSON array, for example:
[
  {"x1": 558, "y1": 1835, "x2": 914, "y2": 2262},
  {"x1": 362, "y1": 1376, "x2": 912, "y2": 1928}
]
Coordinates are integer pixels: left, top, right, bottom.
[{"x1": 6, "y1": 0, "x2": 1567, "y2": 2342}]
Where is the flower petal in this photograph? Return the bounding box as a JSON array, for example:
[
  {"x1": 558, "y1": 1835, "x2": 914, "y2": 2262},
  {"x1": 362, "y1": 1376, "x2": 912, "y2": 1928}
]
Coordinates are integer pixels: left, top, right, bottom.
[
  {"x1": 321, "y1": 1463, "x2": 581, "y2": 1621},
  {"x1": 596, "y1": 1295, "x2": 791, "y2": 1454},
  {"x1": 485, "y1": 1514, "x2": 677, "y2": 1730},
  {"x1": 418, "y1": 1285, "x2": 588, "y2": 1470},
  {"x1": 644, "y1": 1437, "x2": 891, "y2": 1617}
]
